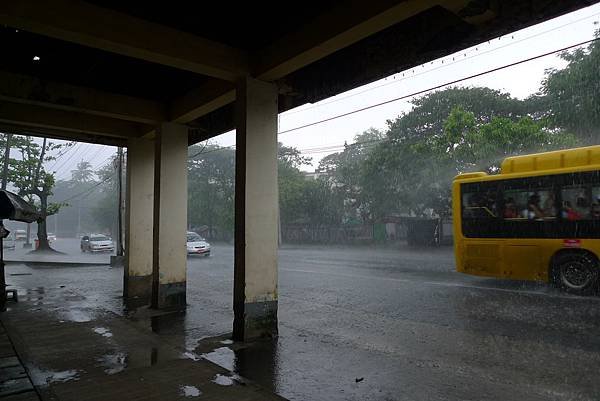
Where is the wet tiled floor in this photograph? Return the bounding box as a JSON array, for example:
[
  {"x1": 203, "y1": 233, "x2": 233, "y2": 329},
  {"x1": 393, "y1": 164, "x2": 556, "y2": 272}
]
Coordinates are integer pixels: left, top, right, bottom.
[
  {"x1": 0, "y1": 322, "x2": 38, "y2": 401},
  {"x1": 1, "y1": 284, "x2": 285, "y2": 401}
]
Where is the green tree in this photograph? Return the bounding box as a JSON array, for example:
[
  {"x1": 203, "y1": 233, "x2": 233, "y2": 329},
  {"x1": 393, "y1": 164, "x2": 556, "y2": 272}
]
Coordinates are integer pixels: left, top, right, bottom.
[
  {"x1": 10, "y1": 136, "x2": 69, "y2": 250},
  {"x1": 387, "y1": 87, "x2": 528, "y2": 142},
  {"x1": 187, "y1": 144, "x2": 235, "y2": 239},
  {"x1": 538, "y1": 32, "x2": 600, "y2": 143},
  {"x1": 318, "y1": 128, "x2": 384, "y2": 223},
  {"x1": 278, "y1": 143, "x2": 312, "y2": 225},
  {"x1": 363, "y1": 106, "x2": 577, "y2": 219},
  {"x1": 91, "y1": 156, "x2": 119, "y2": 236}
]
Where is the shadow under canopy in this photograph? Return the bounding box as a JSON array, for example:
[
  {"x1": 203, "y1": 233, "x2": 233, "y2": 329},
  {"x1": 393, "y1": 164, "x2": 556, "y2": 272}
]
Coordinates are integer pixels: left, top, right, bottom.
[{"x1": 0, "y1": 189, "x2": 40, "y2": 310}]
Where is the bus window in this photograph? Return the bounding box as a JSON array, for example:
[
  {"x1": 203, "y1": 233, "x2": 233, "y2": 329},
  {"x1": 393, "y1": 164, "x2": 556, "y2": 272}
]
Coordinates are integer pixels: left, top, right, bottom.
[
  {"x1": 503, "y1": 189, "x2": 555, "y2": 220},
  {"x1": 591, "y1": 186, "x2": 600, "y2": 219},
  {"x1": 561, "y1": 185, "x2": 590, "y2": 220},
  {"x1": 462, "y1": 190, "x2": 497, "y2": 219}
]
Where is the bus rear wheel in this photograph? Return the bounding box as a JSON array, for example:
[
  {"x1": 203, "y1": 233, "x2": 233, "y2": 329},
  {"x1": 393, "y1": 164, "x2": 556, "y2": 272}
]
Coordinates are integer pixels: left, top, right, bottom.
[{"x1": 552, "y1": 251, "x2": 599, "y2": 295}]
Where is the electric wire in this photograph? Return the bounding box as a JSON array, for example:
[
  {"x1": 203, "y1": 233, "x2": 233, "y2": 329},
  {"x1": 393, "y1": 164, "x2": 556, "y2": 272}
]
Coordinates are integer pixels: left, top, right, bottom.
[{"x1": 278, "y1": 37, "x2": 600, "y2": 135}]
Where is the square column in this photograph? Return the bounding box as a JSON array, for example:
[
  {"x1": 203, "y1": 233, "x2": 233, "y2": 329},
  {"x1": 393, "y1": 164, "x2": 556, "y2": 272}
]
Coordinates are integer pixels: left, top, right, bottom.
[
  {"x1": 124, "y1": 137, "x2": 154, "y2": 306},
  {"x1": 152, "y1": 122, "x2": 188, "y2": 309},
  {"x1": 234, "y1": 77, "x2": 279, "y2": 340}
]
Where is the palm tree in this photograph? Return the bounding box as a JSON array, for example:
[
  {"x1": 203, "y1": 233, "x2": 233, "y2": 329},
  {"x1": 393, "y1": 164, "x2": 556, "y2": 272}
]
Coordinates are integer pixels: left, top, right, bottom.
[{"x1": 70, "y1": 160, "x2": 94, "y2": 183}]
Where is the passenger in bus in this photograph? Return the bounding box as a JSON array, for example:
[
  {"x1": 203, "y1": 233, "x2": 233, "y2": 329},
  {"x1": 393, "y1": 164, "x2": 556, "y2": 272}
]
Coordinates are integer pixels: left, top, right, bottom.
[
  {"x1": 562, "y1": 201, "x2": 582, "y2": 220},
  {"x1": 524, "y1": 194, "x2": 544, "y2": 219},
  {"x1": 503, "y1": 198, "x2": 518, "y2": 218},
  {"x1": 542, "y1": 192, "x2": 556, "y2": 217},
  {"x1": 591, "y1": 196, "x2": 600, "y2": 219},
  {"x1": 576, "y1": 191, "x2": 588, "y2": 208}
]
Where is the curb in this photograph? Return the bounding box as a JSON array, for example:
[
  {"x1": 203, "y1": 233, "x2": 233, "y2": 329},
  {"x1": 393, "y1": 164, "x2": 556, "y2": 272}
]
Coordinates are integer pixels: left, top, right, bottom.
[{"x1": 4, "y1": 260, "x2": 110, "y2": 267}]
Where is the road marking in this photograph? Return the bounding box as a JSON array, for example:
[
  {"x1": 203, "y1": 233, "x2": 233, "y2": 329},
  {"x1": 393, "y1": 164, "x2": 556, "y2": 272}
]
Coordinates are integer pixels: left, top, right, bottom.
[{"x1": 280, "y1": 268, "x2": 600, "y2": 301}]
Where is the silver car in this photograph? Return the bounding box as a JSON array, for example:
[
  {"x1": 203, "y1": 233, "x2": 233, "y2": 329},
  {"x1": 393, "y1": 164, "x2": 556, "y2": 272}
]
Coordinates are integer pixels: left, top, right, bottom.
[
  {"x1": 186, "y1": 231, "x2": 211, "y2": 256},
  {"x1": 81, "y1": 234, "x2": 114, "y2": 253}
]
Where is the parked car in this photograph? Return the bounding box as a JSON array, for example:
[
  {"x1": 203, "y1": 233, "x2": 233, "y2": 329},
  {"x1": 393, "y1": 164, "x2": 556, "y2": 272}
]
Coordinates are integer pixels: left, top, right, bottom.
[
  {"x1": 81, "y1": 234, "x2": 114, "y2": 253},
  {"x1": 14, "y1": 229, "x2": 26, "y2": 241},
  {"x1": 186, "y1": 231, "x2": 210, "y2": 256}
]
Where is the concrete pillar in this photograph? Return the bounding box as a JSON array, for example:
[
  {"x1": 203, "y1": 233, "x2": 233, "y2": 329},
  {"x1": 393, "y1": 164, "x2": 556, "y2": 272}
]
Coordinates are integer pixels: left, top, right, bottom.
[
  {"x1": 124, "y1": 137, "x2": 154, "y2": 306},
  {"x1": 152, "y1": 122, "x2": 188, "y2": 309},
  {"x1": 233, "y1": 77, "x2": 279, "y2": 340}
]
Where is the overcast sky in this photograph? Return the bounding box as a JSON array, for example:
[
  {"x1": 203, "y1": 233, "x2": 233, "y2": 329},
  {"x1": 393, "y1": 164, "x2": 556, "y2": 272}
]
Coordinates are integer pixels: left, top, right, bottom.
[{"x1": 45, "y1": 2, "x2": 600, "y2": 179}]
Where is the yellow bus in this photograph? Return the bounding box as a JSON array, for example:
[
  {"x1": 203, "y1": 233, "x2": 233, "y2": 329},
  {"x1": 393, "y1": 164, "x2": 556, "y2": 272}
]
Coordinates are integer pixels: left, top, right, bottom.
[{"x1": 452, "y1": 145, "x2": 600, "y2": 295}]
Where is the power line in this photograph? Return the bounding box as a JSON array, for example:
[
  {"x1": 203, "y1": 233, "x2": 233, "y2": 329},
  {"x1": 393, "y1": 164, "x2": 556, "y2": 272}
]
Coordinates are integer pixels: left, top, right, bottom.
[
  {"x1": 278, "y1": 37, "x2": 600, "y2": 135},
  {"x1": 190, "y1": 82, "x2": 600, "y2": 160},
  {"x1": 283, "y1": 10, "x2": 600, "y2": 116},
  {"x1": 189, "y1": 143, "x2": 236, "y2": 159},
  {"x1": 52, "y1": 143, "x2": 99, "y2": 178},
  {"x1": 190, "y1": 37, "x2": 600, "y2": 160},
  {"x1": 49, "y1": 142, "x2": 81, "y2": 172},
  {"x1": 48, "y1": 142, "x2": 79, "y2": 170},
  {"x1": 59, "y1": 171, "x2": 115, "y2": 204}
]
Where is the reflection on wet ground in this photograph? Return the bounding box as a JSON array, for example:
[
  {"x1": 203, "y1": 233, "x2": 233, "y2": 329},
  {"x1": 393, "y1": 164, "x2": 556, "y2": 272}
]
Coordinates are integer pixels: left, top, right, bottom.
[
  {"x1": 5, "y1": 243, "x2": 600, "y2": 401},
  {"x1": 180, "y1": 384, "x2": 202, "y2": 397},
  {"x1": 28, "y1": 366, "x2": 80, "y2": 386},
  {"x1": 96, "y1": 352, "x2": 126, "y2": 374},
  {"x1": 1, "y1": 270, "x2": 285, "y2": 401}
]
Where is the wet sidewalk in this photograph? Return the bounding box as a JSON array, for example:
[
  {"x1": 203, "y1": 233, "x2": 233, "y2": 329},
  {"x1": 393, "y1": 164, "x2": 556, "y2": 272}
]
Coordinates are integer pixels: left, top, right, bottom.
[{"x1": 0, "y1": 284, "x2": 286, "y2": 401}]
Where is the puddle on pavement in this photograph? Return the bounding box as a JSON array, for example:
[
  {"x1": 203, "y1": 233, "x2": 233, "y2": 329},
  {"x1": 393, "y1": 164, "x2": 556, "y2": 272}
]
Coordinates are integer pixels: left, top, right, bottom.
[
  {"x1": 212, "y1": 374, "x2": 234, "y2": 386},
  {"x1": 181, "y1": 351, "x2": 201, "y2": 361},
  {"x1": 97, "y1": 353, "x2": 127, "y2": 375},
  {"x1": 60, "y1": 308, "x2": 93, "y2": 322},
  {"x1": 180, "y1": 385, "x2": 202, "y2": 397},
  {"x1": 92, "y1": 327, "x2": 113, "y2": 338},
  {"x1": 28, "y1": 367, "x2": 80, "y2": 386},
  {"x1": 201, "y1": 347, "x2": 235, "y2": 371},
  {"x1": 188, "y1": 337, "x2": 278, "y2": 392}
]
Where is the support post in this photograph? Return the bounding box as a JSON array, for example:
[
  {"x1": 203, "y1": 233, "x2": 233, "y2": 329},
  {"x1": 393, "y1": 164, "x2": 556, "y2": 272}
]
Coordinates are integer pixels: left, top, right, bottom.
[
  {"x1": 151, "y1": 122, "x2": 188, "y2": 309},
  {"x1": 234, "y1": 77, "x2": 279, "y2": 341},
  {"x1": 124, "y1": 138, "x2": 154, "y2": 306}
]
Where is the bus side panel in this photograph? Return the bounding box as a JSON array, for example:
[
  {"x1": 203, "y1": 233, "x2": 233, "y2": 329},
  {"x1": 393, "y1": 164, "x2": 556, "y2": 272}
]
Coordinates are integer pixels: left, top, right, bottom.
[
  {"x1": 452, "y1": 182, "x2": 464, "y2": 273},
  {"x1": 463, "y1": 240, "x2": 503, "y2": 277},
  {"x1": 503, "y1": 241, "x2": 543, "y2": 281}
]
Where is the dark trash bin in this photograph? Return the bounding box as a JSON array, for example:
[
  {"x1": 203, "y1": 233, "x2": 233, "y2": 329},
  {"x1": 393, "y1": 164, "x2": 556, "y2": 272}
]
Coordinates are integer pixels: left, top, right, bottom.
[{"x1": 405, "y1": 218, "x2": 440, "y2": 247}]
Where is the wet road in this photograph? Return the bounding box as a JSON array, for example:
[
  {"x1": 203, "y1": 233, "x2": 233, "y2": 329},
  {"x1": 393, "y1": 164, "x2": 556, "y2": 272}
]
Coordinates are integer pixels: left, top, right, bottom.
[{"x1": 6, "y1": 240, "x2": 600, "y2": 401}]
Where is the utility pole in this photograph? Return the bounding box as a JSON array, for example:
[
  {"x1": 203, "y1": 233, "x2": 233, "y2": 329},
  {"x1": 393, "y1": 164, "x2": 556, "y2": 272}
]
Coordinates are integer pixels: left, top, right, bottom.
[
  {"x1": 77, "y1": 200, "x2": 81, "y2": 237},
  {"x1": 116, "y1": 147, "x2": 124, "y2": 256}
]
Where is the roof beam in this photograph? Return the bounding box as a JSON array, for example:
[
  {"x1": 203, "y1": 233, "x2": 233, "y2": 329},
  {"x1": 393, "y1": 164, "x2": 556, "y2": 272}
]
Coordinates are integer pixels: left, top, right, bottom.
[
  {"x1": 0, "y1": 0, "x2": 248, "y2": 82},
  {"x1": 169, "y1": 0, "x2": 468, "y2": 125},
  {"x1": 254, "y1": 0, "x2": 466, "y2": 81},
  {"x1": 0, "y1": 101, "x2": 149, "y2": 139},
  {"x1": 0, "y1": 71, "x2": 166, "y2": 125},
  {"x1": 169, "y1": 81, "x2": 234, "y2": 124},
  {"x1": 0, "y1": 123, "x2": 127, "y2": 147}
]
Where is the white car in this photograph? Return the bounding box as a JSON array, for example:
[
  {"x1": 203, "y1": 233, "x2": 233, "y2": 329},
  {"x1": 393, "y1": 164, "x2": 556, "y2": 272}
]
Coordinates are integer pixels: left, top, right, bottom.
[
  {"x1": 186, "y1": 231, "x2": 211, "y2": 256},
  {"x1": 81, "y1": 234, "x2": 114, "y2": 253},
  {"x1": 14, "y1": 229, "x2": 26, "y2": 241}
]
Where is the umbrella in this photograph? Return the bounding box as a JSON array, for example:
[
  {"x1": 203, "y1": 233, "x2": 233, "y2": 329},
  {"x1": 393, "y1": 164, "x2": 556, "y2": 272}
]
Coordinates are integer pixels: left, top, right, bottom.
[{"x1": 0, "y1": 190, "x2": 40, "y2": 223}]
